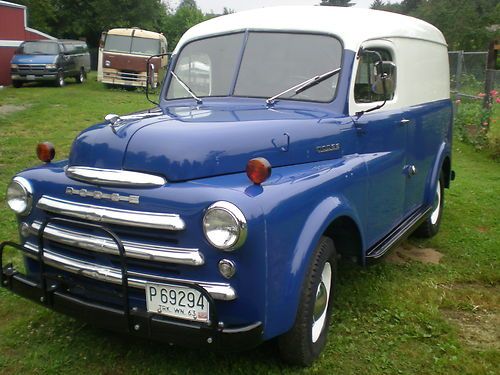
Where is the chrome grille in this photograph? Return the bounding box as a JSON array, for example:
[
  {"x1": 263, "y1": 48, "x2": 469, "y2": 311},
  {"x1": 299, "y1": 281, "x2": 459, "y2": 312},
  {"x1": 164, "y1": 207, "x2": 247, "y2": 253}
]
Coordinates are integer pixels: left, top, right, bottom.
[
  {"x1": 17, "y1": 64, "x2": 46, "y2": 71},
  {"x1": 30, "y1": 195, "x2": 237, "y2": 301}
]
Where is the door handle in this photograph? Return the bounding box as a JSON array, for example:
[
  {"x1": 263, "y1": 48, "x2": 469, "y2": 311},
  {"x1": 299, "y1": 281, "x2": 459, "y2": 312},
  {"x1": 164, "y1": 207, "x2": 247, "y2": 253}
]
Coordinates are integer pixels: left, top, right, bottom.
[{"x1": 400, "y1": 119, "x2": 411, "y2": 125}]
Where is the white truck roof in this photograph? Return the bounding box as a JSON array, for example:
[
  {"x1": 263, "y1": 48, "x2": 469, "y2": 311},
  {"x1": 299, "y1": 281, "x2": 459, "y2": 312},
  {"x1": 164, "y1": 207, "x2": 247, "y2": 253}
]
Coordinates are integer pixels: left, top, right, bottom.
[{"x1": 175, "y1": 6, "x2": 446, "y2": 53}]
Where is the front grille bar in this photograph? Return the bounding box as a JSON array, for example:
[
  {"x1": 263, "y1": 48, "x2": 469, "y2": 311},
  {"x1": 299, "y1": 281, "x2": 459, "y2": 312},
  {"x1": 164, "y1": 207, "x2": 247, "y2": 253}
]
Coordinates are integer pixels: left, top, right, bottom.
[
  {"x1": 23, "y1": 242, "x2": 236, "y2": 301},
  {"x1": 38, "y1": 217, "x2": 131, "y2": 327},
  {"x1": 37, "y1": 196, "x2": 185, "y2": 231},
  {"x1": 29, "y1": 221, "x2": 204, "y2": 266}
]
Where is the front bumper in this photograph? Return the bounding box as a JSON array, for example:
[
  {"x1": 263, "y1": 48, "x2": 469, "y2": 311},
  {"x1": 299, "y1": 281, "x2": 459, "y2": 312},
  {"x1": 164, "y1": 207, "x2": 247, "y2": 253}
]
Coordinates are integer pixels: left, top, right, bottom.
[
  {"x1": 11, "y1": 73, "x2": 58, "y2": 81},
  {"x1": 1, "y1": 240, "x2": 263, "y2": 350}
]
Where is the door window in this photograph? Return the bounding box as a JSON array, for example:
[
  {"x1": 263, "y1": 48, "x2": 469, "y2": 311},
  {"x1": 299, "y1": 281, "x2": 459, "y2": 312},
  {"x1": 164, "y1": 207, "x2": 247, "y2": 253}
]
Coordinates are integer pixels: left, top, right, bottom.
[{"x1": 354, "y1": 49, "x2": 395, "y2": 103}]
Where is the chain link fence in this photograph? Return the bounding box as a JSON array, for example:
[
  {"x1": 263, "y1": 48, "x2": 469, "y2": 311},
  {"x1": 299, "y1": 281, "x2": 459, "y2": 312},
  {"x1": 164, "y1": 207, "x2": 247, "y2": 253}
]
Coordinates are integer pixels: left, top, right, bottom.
[{"x1": 449, "y1": 50, "x2": 498, "y2": 99}]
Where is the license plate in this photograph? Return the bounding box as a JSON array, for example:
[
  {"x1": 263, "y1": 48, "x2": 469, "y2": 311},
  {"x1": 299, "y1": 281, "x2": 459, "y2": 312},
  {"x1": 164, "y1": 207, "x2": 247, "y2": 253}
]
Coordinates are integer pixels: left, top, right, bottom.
[
  {"x1": 145, "y1": 282, "x2": 210, "y2": 322},
  {"x1": 27, "y1": 75, "x2": 35, "y2": 80}
]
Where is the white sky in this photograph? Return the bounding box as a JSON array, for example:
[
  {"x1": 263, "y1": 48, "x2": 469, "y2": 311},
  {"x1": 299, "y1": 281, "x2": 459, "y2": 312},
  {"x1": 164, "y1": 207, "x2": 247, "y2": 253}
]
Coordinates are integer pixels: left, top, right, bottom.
[{"x1": 167, "y1": 1, "x2": 400, "y2": 14}]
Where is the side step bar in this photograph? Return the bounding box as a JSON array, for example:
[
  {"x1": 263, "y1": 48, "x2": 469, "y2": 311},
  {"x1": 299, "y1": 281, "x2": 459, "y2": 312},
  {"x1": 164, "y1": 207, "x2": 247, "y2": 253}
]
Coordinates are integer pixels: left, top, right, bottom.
[{"x1": 366, "y1": 206, "x2": 432, "y2": 259}]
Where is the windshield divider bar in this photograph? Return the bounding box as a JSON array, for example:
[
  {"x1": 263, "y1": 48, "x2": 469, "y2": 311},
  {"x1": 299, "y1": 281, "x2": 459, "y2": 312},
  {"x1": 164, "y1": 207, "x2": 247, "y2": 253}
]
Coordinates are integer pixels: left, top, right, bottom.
[{"x1": 229, "y1": 30, "x2": 250, "y2": 97}]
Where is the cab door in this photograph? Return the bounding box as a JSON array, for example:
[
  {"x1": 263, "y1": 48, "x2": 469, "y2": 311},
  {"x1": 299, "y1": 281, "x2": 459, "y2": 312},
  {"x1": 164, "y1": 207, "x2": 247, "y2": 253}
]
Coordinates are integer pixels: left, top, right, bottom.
[{"x1": 350, "y1": 42, "x2": 408, "y2": 248}]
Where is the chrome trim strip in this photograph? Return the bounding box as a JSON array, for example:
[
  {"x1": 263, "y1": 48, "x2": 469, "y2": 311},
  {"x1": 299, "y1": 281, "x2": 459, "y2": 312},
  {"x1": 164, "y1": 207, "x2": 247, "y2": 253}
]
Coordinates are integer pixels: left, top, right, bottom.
[
  {"x1": 37, "y1": 196, "x2": 186, "y2": 231},
  {"x1": 66, "y1": 166, "x2": 166, "y2": 188},
  {"x1": 30, "y1": 222, "x2": 203, "y2": 266},
  {"x1": 24, "y1": 243, "x2": 235, "y2": 301}
]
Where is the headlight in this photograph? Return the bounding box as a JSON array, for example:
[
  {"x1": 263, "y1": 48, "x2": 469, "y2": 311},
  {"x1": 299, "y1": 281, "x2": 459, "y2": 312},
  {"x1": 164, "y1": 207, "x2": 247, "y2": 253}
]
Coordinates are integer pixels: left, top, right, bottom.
[
  {"x1": 6, "y1": 177, "x2": 33, "y2": 216},
  {"x1": 11, "y1": 64, "x2": 18, "y2": 69},
  {"x1": 46, "y1": 64, "x2": 57, "y2": 69},
  {"x1": 203, "y1": 201, "x2": 247, "y2": 251}
]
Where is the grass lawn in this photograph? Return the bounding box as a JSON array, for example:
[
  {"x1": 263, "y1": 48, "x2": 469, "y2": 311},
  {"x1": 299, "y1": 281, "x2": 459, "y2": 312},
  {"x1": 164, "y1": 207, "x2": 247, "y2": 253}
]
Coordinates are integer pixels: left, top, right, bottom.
[{"x1": 0, "y1": 74, "x2": 499, "y2": 374}]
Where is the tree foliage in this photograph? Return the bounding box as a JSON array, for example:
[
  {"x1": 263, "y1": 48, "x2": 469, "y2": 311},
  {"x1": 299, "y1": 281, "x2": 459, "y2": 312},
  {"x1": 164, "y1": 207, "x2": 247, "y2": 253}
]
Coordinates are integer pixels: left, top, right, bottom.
[
  {"x1": 17, "y1": 0, "x2": 167, "y2": 48},
  {"x1": 16, "y1": 0, "x2": 212, "y2": 51},
  {"x1": 370, "y1": 0, "x2": 499, "y2": 51},
  {"x1": 319, "y1": 0, "x2": 355, "y2": 7}
]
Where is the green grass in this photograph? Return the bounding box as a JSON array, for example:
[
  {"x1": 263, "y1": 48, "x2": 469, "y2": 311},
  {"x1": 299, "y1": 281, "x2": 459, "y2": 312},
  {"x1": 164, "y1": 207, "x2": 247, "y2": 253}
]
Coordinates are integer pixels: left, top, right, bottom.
[{"x1": 0, "y1": 75, "x2": 499, "y2": 374}]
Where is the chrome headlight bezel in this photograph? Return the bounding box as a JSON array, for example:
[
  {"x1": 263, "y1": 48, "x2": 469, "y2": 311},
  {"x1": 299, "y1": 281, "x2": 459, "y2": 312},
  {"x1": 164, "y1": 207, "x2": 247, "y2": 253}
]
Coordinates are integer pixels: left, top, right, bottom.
[
  {"x1": 203, "y1": 201, "x2": 247, "y2": 251},
  {"x1": 6, "y1": 176, "x2": 33, "y2": 216}
]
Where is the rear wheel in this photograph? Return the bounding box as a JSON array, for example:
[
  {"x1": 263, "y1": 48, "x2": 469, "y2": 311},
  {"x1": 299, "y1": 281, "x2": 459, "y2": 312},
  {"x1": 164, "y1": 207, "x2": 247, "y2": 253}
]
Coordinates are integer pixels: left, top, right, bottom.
[
  {"x1": 414, "y1": 172, "x2": 444, "y2": 238},
  {"x1": 12, "y1": 80, "x2": 22, "y2": 88},
  {"x1": 278, "y1": 236, "x2": 337, "y2": 366},
  {"x1": 54, "y1": 72, "x2": 65, "y2": 87}
]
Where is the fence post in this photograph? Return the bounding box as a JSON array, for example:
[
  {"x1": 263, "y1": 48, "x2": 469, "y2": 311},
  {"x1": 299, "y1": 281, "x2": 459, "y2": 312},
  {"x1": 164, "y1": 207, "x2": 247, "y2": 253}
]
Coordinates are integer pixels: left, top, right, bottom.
[
  {"x1": 483, "y1": 40, "x2": 498, "y2": 109},
  {"x1": 455, "y1": 51, "x2": 463, "y2": 94}
]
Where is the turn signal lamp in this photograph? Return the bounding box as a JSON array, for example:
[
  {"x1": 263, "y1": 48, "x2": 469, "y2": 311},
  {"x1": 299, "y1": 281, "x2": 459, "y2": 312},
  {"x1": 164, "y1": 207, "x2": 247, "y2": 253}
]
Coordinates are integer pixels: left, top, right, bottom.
[
  {"x1": 246, "y1": 157, "x2": 271, "y2": 185},
  {"x1": 36, "y1": 142, "x2": 55, "y2": 163}
]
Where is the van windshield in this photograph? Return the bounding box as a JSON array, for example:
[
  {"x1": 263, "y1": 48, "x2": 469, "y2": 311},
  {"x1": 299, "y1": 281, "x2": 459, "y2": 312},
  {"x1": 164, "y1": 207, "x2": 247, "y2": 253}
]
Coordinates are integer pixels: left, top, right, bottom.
[
  {"x1": 18, "y1": 41, "x2": 60, "y2": 55},
  {"x1": 166, "y1": 32, "x2": 343, "y2": 103},
  {"x1": 105, "y1": 35, "x2": 160, "y2": 55}
]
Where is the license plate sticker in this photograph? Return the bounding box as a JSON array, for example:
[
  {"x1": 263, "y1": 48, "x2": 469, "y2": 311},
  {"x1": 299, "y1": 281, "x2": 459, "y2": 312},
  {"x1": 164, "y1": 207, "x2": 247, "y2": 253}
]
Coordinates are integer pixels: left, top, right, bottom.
[{"x1": 145, "y1": 283, "x2": 210, "y2": 322}]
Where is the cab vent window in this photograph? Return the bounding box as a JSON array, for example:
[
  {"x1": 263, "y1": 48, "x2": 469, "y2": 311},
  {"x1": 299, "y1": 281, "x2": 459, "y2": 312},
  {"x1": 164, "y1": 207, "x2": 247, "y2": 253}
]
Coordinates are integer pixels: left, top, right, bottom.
[{"x1": 354, "y1": 49, "x2": 395, "y2": 103}]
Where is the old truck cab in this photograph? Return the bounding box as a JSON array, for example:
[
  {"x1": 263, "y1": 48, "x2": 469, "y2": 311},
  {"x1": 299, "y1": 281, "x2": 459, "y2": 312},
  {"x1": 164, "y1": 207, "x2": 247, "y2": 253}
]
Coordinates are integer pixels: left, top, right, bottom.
[{"x1": 2, "y1": 7, "x2": 453, "y2": 365}]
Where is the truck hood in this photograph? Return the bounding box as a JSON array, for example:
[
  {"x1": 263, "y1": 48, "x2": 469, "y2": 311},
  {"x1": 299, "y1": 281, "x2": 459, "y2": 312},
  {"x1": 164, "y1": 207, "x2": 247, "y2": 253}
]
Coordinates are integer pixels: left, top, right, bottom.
[
  {"x1": 11, "y1": 54, "x2": 57, "y2": 64},
  {"x1": 68, "y1": 104, "x2": 351, "y2": 182}
]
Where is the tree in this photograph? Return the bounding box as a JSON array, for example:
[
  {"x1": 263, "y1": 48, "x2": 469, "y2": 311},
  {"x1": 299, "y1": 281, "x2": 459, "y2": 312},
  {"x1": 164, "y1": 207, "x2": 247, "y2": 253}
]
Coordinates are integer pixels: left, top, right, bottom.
[
  {"x1": 178, "y1": 0, "x2": 198, "y2": 9},
  {"x1": 319, "y1": 0, "x2": 355, "y2": 7},
  {"x1": 160, "y1": 0, "x2": 206, "y2": 49},
  {"x1": 370, "y1": 0, "x2": 386, "y2": 10},
  {"x1": 409, "y1": 0, "x2": 499, "y2": 51},
  {"x1": 17, "y1": 0, "x2": 168, "y2": 48}
]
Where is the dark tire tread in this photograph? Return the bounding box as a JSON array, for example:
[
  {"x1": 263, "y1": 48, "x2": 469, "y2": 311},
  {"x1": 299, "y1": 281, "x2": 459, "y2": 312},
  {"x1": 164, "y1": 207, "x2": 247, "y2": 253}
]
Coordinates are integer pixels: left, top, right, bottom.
[
  {"x1": 278, "y1": 236, "x2": 337, "y2": 366},
  {"x1": 414, "y1": 172, "x2": 445, "y2": 238}
]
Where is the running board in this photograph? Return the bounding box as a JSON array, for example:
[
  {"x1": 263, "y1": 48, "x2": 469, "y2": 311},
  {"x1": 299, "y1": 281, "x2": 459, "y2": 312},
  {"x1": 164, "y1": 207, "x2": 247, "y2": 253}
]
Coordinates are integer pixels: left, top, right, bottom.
[{"x1": 366, "y1": 206, "x2": 432, "y2": 259}]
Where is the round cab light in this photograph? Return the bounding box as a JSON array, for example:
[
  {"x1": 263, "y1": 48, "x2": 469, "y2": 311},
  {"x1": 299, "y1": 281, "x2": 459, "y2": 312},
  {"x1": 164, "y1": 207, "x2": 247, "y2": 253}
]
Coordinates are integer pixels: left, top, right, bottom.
[
  {"x1": 37, "y1": 142, "x2": 55, "y2": 163},
  {"x1": 246, "y1": 157, "x2": 271, "y2": 185}
]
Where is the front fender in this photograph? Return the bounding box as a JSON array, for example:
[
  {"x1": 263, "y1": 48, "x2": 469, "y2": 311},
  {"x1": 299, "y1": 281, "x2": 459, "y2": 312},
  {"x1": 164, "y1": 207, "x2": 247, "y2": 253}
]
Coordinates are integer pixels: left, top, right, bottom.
[{"x1": 254, "y1": 156, "x2": 367, "y2": 339}]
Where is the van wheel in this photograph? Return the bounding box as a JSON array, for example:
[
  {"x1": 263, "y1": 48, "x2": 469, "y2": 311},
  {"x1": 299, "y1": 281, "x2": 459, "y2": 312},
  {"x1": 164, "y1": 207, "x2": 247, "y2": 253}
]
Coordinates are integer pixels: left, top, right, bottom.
[
  {"x1": 414, "y1": 172, "x2": 444, "y2": 238},
  {"x1": 55, "y1": 72, "x2": 65, "y2": 87},
  {"x1": 76, "y1": 68, "x2": 86, "y2": 84},
  {"x1": 12, "y1": 80, "x2": 22, "y2": 88},
  {"x1": 278, "y1": 236, "x2": 337, "y2": 366}
]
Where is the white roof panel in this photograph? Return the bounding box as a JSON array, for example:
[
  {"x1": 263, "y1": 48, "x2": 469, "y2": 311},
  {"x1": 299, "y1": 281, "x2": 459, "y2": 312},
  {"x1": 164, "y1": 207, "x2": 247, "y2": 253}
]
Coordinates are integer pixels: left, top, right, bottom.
[{"x1": 175, "y1": 6, "x2": 446, "y2": 52}]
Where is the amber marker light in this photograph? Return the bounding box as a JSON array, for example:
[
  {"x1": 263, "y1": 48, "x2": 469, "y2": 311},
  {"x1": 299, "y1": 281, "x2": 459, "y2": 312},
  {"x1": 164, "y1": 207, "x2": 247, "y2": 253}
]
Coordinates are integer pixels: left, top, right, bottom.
[
  {"x1": 36, "y1": 142, "x2": 55, "y2": 163},
  {"x1": 246, "y1": 157, "x2": 272, "y2": 185}
]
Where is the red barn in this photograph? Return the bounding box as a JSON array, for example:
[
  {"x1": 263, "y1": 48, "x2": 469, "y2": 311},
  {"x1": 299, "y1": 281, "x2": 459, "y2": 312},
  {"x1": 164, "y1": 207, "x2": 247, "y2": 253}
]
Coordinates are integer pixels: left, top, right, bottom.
[{"x1": 0, "y1": 0, "x2": 55, "y2": 86}]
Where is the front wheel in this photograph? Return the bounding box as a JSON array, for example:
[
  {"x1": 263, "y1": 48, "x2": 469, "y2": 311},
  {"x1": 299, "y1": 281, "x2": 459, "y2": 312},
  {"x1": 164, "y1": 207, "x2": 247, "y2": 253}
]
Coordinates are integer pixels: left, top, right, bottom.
[
  {"x1": 75, "y1": 68, "x2": 86, "y2": 84},
  {"x1": 12, "y1": 80, "x2": 22, "y2": 88},
  {"x1": 278, "y1": 236, "x2": 337, "y2": 366},
  {"x1": 414, "y1": 172, "x2": 445, "y2": 238}
]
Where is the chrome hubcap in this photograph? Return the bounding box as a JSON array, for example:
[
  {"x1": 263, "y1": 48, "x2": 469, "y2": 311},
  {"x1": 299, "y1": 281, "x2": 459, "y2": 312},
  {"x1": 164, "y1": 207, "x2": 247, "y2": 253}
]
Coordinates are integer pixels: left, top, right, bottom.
[
  {"x1": 430, "y1": 180, "x2": 441, "y2": 225},
  {"x1": 312, "y1": 262, "x2": 332, "y2": 343}
]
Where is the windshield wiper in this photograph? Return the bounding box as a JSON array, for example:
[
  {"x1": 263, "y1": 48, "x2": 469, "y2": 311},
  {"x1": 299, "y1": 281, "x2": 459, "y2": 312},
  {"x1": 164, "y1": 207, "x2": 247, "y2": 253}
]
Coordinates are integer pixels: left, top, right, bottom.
[
  {"x1": 170, "y1": 71, "x2": 203, "y2": 105},
  {"x1": 266, "y1": 68, "x2": 341, "y2": 105}
]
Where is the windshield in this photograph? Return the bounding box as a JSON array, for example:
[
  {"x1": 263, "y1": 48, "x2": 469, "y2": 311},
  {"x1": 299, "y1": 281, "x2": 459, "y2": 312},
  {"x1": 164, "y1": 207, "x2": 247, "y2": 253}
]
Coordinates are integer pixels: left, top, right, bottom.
[
  {"x1": 18, "y1": 41, "x2": 60, "y2": 55},
  {"x1": 105, "y1": 35, "x2": 160, "y2": 55},
  {"x1": 166, "y1": 32, "x2": 343, "y2": 102}
]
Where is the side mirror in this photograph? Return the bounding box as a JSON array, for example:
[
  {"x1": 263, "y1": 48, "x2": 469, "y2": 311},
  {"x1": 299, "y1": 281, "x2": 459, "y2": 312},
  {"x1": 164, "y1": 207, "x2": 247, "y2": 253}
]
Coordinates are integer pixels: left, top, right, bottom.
[
  {"x1": 372, "y1": 61, "x2": 396, "y2": 97},
  {"x1": 147, "y1": 63, "x2": 156, "y2": 89}
]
